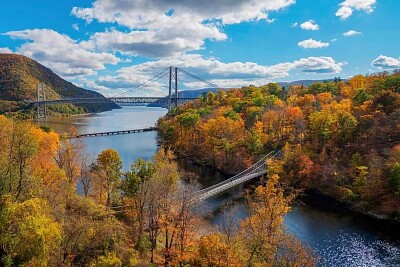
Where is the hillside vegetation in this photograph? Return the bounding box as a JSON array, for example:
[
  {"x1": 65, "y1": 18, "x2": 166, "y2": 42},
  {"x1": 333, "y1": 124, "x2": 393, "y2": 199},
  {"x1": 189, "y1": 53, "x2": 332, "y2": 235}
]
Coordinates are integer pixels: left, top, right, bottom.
[
  {"x1": 0, "y1": 53, "x2": 118, "y2": 116},
  {"x1": 0, "y1": 116, "x2": 316, "y2": 266},
  {"x1": 158, "y1": 71, "x2": 400, "y2": 220}
]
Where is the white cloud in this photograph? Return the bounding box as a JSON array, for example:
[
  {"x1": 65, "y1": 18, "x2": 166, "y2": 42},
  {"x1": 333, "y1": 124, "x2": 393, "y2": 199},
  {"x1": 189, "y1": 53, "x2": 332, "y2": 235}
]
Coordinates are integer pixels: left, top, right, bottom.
[
  {"x1": 72, "y1": 0, "x2": 295, "y2": 27},
  {"x1": 0, "y1": 47, "x2": 13, "y2": 53},
  {"x1": 5, "y1": 29, "x2": 121, "y2": 78},
  {"x1": 298, "y1": 39, "x2": 329, "y2": 49},
  {"x1": 336, "y1": 0, "x2": 376, "y2": 20},
  {"x1": 71, "y1": 0, "x2": 295, "y2": 57},
  {"x1": 343, "y1": 30, "x2": 361, "y2": 36},
  {"x1": 86, "y1": 54, "x2": 343, "y2": 95},
  {"x1": 72, "y1": 24, "x2": 79, "y2": 31},
  {"x1": 291, "y1": 22, "x2": 298, "y2": 27},
  {"x1": 300, "y1": 20, "x2": 319, "y2": 31},
  {"x1": 371, "y1": 55, "x2": 400, "y2": 69},
  {"x1": 331, "y1": 38, "x2": 337, "y2": 42},
  {"x1": 82, "y1": 26, "x2": 226, "y2": 58}
]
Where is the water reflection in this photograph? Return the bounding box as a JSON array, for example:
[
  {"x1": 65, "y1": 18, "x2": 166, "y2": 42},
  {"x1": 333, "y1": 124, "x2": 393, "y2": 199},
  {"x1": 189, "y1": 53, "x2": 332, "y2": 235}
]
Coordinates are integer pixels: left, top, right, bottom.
[{"x1": 39, "y1": 106, "x2": 167, "y2": 170}]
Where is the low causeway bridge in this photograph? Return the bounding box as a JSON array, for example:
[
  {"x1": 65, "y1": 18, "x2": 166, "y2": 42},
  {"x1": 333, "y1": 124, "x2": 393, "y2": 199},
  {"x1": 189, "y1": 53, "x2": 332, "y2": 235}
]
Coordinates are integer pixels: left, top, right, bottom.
[{"x1": 72, "y1": 127, "x2": 158, "y2": 138}]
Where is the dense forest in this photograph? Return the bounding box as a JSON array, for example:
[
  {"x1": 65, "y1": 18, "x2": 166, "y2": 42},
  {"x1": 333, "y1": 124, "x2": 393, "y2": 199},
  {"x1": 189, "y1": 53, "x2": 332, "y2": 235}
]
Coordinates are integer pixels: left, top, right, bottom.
[
  {"x1": 0, "y1": 54, "x2": 119, "y2": 117},
  {"x1": 0, "y1": 115, "x2": 316, "y2": 266},
  {"x1": 158, "y1": 71, "x2": 400, "y2": 221}
]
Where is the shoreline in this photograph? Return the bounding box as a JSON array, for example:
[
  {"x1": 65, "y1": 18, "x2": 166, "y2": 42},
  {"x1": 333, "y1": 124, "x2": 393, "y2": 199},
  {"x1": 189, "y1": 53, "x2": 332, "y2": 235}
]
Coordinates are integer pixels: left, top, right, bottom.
[{"x1": 169, "y1": 147, "x2": 400, "y2": 228}]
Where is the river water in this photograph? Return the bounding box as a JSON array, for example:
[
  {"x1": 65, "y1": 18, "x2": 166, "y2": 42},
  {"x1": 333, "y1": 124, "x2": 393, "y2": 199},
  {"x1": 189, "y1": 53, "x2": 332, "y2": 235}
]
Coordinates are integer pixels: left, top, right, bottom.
[{"x1": 39, "y1": 106, "x2": 400, "y2": 266}]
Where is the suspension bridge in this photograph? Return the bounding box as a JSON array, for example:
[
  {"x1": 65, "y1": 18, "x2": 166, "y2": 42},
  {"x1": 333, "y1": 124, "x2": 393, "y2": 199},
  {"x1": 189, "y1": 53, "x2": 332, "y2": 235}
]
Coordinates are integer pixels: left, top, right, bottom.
[
  {"x1": 111, "y1": 150, "x2": 279, "y2": 214},
  {"x1": 33, "y1": 66, "x2": 220, "y2": 118},
  {"x1": 34, "y1": 67, "x2": 280, "y2": 200},
  {"x1": 195, "y1": 150, "x2": 280, "y2": 200}
]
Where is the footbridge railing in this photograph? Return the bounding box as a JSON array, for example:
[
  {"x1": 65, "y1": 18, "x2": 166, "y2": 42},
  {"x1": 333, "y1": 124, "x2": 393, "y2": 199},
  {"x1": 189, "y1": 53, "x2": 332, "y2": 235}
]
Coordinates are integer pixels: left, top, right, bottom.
[{"x1": 195, "y1": 150, "x2": 280, "y2": 200}]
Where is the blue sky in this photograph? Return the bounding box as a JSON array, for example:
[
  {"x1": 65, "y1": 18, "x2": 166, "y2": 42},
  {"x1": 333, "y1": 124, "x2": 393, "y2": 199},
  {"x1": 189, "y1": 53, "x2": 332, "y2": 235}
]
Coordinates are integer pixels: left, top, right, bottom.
[{"x1": 1, "y1": 0, "x2": 399, "y2": 96}]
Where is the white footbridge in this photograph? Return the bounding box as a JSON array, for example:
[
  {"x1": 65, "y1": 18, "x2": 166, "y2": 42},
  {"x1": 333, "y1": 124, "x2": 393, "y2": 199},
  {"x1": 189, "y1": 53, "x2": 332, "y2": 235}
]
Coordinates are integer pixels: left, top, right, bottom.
[{"x1": 196, "y1": 150, "x2": 279, "y2": 200}]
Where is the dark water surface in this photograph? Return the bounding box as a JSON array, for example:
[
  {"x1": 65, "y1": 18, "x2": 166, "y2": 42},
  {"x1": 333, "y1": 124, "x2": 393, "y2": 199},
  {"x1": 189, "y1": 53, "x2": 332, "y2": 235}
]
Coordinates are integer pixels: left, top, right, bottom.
[{"x1": 40, "y1": 106, "x2": 400, "y2": 266}]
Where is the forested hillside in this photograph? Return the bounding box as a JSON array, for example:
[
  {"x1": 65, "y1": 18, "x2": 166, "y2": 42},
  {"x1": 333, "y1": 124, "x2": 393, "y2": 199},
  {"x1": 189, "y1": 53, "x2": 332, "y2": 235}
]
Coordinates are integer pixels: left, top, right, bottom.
[
  {"x1": 158, "y1": 71, "x2": 400, "y2": 221},
  {"x1": 0, "y1": 116, "x2": 316, "y2": 266},
  {"x1": 0, "y1": 53, "x2": 119, "y2": 116}
]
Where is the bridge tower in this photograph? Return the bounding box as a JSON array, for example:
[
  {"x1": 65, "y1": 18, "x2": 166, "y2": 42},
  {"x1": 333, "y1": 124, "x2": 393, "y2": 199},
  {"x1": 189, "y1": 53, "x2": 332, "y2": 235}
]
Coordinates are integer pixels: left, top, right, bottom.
[
  {"x1": 36, "y1": 83, "x2": 47, "y2": 119},
  {"x1": 168, "y1": 66, "x2": 178, "y2": 111}
]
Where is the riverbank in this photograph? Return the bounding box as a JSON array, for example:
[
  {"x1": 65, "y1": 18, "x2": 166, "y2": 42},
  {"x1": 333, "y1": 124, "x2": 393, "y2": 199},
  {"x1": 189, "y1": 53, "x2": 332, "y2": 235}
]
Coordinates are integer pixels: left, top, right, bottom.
[
  {"x1": 301, "y1": 190, "x2": 400, "y2": 239},
  {"x1": 166, "y1": 145, "x2": 400, "y2": 227}
]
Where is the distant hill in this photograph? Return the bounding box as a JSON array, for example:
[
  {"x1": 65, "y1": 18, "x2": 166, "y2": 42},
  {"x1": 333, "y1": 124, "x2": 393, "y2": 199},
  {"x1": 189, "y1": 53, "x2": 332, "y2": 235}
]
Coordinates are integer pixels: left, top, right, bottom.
[
  {"x1": 278, "y1": 78, "x2": 346, "y2": 88},
  {"x1": 169, "y1": 78, "x2": 346, "y2": 99},
  {"x1": 174, "y1": 88, "x2": 222, "y2": 98},
  {"x1": 0, "y1": 53, "x2": 119, "y2": 115},
  {"x1": 149, "y1": 79, "x2": 346, "y2": 108}
]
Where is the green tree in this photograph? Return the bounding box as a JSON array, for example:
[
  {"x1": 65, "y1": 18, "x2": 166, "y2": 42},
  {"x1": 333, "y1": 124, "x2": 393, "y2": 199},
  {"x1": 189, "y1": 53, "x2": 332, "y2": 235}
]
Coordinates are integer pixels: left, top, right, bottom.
[
  {"x1": 389, "y1": 163, "x2": 400, "y2": 196},
  {"x1": 309, "y1": 110, "x2": 335, "y2": 144},
  {"x1": 93, "y1": 149, "x2": 122, "y2": 207}
]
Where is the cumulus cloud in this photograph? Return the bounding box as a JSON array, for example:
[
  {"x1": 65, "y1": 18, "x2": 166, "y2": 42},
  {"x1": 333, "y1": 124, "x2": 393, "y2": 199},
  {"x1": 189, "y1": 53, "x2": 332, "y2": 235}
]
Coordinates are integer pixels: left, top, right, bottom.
[
  {"x1": 81, "y1": 26, "x2": 226, "y2": 58},
  {"x1": 371, "y1": 55, "x2": 400, "y2": 69},
  {"x1": 343, "y1": 30, "x2": 361, "y2": 36},
  {"x1": 0, "y1": 47, "x2": 13, "y2": 53},
  {"x1": 85, "y1": 54, "x2": 343, "y2": 95},
  {"x1": 336, "y1": 0, "x2": 376, "y2": 20},
  {"x1": 72, "y1": 0, "x2": 295, "y2": 27},
  {"x1": 300, "y1": 20, "x2": 319, "y2": 31},
  {"x1": 298, "y1": 39, "x2": 329, "y2": 49},
  {"x1": 5, "y1": 29, "x2": 121, "y2": 77},
  {"x1": 72, "y1": 24, "x2": 79, "y2": 31},
  {"x1": 291, "y1": 22, "x2": 298, "y2": 27},
  {"x1": 71, "y1": 0, "x2": 295, "y2": 57}
]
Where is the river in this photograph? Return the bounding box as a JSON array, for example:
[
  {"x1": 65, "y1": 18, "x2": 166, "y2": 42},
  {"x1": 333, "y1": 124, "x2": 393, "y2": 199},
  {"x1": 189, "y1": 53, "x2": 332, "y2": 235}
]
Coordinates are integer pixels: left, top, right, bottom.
[{"x1": 39, "y1": 106, "x2": 400, "y2": 266}]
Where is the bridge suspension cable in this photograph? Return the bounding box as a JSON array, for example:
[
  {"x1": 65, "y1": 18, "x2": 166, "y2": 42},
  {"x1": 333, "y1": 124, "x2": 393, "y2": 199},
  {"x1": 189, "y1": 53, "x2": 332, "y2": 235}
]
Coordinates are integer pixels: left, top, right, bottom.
[
  {"x1": 176, "y1": 68, "x2": 220, "y2": 89},
  {"x1": 111, "y1": 67, "x2": 170, "y2": 97}
]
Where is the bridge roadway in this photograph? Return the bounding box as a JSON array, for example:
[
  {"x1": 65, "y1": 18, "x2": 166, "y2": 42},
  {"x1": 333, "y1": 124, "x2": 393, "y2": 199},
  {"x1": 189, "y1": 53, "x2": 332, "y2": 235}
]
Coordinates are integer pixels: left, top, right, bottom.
[
  {"x1": 195, "y1": 150, "x2": 279, "y2": 200},
  {"x1": 31, "y1": 96, "x2": 198, "y2": 105},
  {"x1": 72, "y1": 127, "x2": 158, "y2": 138}
]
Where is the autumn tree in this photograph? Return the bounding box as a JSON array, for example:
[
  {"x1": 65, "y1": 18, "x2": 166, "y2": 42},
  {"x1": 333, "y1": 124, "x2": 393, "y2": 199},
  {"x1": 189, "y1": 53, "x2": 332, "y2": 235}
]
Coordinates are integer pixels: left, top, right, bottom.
[
  {"x1": 92, "y1": 149, "x2": 122, "y2": 207},
  {"x1": 122, "y1": 158, "x2": 155, "y2": 249},
  {"x1": 239, "y1": 174, "x2": 315, "y2": 266},
  {"x1": 0, "y1": 117, "x2": 39, "y2": 201},
  {"x1": 58, "y1": 195, "x2": 135, "y2": 266},
  {"x1": 0, "y1": 197, "x2": 61, "y2": 266},
  {"x1": 55, "y1": 128, "x2": 84, "y2": 187}
]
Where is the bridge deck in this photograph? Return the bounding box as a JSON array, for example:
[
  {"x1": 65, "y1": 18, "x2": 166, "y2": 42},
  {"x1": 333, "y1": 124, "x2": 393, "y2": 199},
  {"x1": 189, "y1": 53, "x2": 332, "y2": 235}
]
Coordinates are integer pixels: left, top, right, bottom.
[
  {"x1": 198, "y1": 171, "x2": 266, "y2": 200},
  {"x1": 196, "y1": 150, "x2": 279, "y2": 200},
  {"x1": 31, "y1": 97, "x2": 198, "y2": 105}
]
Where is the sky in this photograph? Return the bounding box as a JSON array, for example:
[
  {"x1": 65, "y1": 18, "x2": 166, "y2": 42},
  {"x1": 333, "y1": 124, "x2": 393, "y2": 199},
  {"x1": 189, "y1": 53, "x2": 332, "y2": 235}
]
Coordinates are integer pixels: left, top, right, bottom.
[{"x1": 0, "y1": 0, "x2": 399, "y2": 96}]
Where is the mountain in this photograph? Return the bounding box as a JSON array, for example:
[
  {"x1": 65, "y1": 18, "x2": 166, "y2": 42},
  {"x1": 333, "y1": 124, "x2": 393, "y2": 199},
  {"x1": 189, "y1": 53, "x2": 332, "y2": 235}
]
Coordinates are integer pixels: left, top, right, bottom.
[{"x1": 0, "y1": 53, "x2": 119, "y2": 115}]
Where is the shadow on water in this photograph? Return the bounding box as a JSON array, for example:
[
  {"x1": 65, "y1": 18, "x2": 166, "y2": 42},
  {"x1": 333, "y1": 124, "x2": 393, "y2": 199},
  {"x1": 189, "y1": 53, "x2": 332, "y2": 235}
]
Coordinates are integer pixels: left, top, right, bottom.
[{"x1": 178, "y1": 157, "x2": 400, "y2": 267}]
